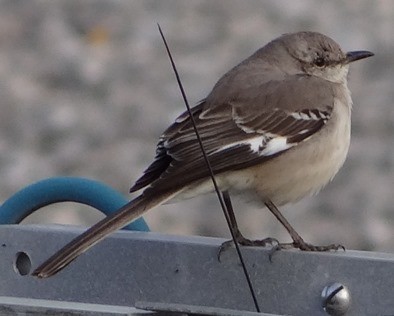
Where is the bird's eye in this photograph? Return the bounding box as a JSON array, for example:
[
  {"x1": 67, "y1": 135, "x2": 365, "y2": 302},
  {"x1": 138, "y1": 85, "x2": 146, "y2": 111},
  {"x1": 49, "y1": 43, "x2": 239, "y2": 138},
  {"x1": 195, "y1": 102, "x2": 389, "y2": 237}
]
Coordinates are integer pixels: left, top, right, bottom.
[{"x1": 314, "y1": 57, "x2": 325, "y2": 67}]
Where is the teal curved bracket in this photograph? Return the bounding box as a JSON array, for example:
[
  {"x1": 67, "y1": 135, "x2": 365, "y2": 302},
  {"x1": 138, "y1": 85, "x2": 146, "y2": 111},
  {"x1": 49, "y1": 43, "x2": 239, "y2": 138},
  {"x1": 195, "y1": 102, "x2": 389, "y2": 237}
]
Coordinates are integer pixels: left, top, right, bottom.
[{"x1": 0, "y1": 177, "x2": 149, "y2": 231}]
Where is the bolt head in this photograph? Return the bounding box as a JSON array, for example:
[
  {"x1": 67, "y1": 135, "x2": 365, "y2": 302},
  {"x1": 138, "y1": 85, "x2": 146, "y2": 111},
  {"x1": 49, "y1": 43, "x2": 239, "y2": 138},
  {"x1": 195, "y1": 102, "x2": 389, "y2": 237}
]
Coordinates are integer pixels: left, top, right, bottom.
[{"x1": 321, "y1": 283, "x2": 351, "y2": 315}]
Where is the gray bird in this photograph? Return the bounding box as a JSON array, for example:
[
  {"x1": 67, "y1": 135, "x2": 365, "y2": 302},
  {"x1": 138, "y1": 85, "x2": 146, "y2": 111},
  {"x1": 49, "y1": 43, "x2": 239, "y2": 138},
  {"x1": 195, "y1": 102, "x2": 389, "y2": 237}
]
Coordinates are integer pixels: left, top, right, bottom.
[{"x1": 33, "y1": 31, "x2": 373, "y2": 278}]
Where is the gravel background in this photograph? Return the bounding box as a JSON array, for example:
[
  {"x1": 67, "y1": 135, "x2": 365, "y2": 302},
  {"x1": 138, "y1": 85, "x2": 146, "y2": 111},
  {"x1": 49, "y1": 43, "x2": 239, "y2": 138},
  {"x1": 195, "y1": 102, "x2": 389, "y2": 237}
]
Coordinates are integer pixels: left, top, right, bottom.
[{"x1": 0, "y1": 1, "x2": 393, "y2": 252}]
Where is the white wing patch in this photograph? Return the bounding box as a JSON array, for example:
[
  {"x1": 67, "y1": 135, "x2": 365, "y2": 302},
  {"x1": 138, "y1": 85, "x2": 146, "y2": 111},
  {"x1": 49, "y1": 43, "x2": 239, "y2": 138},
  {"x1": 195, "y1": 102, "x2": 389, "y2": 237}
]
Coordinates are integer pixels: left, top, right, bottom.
[
  {"x1": 298, "y1": 129, "x2": 310, "y2": 135},
  {"x1": 260, "y1": 136, "x2": 294, "y2": 156},
  {"x1": 211, "y1": 136, "x2": 266, "y2": 154},
  {"x1": 291, "y1": 112, "x2": 310, "y2": 120},
  {"x1": 248, "y1": 136, "x2": 266, "y2": 153},
  {"x1": 290, "y1": 110, "x2": 329, "y2": 122},
  {"x1": 211, "y1": 134, "x2": 294, "y2": 157}
]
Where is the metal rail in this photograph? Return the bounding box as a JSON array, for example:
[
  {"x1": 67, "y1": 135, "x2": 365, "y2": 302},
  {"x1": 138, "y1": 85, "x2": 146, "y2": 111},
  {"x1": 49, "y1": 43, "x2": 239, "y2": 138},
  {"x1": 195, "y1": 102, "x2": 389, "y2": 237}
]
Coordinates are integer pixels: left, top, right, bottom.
[{"x1": 1, "y1": 225, "x2": 393, "y2": 315}]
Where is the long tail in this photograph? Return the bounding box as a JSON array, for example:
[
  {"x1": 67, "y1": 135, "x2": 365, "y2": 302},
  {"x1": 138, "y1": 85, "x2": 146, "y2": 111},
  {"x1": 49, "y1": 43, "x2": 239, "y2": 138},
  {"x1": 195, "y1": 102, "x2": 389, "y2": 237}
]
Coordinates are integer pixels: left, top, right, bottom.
[{"x1": 32, "y1": 192, "x2": 173, "y2": 278}]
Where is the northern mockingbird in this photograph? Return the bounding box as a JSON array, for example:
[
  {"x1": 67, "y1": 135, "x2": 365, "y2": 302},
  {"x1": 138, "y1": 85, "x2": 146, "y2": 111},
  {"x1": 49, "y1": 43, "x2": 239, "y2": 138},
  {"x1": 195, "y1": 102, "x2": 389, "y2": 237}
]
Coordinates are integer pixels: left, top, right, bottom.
[{"x1": 33, "y1": 31, "x2": 373, "y2": 278}]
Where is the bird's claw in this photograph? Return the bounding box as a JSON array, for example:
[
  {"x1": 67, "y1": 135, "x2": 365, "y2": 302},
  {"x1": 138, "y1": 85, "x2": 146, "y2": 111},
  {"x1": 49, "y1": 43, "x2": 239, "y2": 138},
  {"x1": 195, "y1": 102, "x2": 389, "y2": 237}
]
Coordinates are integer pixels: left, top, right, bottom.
[
  {"x1": 217, "y1": 236, "x2": 279, "y2": 262},
  {"x1": 268, "y1": 240, "x2": 345, "y2": 261}
]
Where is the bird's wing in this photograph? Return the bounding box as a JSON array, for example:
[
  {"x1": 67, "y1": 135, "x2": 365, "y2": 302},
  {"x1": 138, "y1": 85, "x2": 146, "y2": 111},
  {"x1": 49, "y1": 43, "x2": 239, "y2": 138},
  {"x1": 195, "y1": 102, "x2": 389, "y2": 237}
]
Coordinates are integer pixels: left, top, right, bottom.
[{"x1": 130, "y1": 75, "x2": 335, "y2": 194}]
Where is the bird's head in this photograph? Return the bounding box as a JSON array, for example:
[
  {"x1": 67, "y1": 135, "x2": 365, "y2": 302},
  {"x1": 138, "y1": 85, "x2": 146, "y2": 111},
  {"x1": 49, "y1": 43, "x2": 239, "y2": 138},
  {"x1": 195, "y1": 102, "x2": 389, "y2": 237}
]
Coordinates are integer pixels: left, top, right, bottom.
[{"x1": 271, "y1": 32, "x2": 373, "y2": 83}]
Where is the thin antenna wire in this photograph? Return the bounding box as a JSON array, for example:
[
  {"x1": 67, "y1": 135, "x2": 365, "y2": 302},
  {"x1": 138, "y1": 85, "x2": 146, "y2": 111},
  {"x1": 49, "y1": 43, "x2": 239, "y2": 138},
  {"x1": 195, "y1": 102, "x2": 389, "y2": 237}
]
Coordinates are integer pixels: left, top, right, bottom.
[{"x1": 157, "y1": 24, "x2": 261, "y2": 313}]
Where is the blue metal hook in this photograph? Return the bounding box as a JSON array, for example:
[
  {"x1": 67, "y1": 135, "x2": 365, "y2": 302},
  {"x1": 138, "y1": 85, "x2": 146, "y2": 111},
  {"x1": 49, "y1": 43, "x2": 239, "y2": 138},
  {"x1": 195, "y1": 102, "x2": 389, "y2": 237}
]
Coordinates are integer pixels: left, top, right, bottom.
[{"x1": 0, "y1": 177, "x2": 149, "y2": 231}]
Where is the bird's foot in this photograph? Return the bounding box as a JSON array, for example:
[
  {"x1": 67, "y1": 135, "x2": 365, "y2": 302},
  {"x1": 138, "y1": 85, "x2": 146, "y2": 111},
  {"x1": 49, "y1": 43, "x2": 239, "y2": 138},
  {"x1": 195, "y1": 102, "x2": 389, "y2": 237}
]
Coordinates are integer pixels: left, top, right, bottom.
[
  {"x1": 268, "y1": 238, "x2": 345, "y2": 260},
  {"x1": 275, "y1": 238, "x2": 345, "y2": 252},
  {"x1": 218, "y1": 236, "x2": 278, "y2": 261}
]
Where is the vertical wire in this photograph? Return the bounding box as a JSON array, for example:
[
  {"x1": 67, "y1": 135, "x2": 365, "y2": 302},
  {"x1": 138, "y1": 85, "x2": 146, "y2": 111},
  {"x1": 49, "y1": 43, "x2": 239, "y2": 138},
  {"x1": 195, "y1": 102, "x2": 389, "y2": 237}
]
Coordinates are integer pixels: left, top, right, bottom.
[{"x1": 157, "y1": 24, "x2": 261, "y2": 313}]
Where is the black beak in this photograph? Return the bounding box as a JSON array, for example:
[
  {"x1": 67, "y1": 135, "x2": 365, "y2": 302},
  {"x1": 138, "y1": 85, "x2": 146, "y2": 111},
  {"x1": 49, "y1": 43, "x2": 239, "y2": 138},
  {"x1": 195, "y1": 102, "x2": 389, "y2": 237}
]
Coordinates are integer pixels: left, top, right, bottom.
[{"x1": 346, "y1": 50, "x2": 374, "y2": 63}]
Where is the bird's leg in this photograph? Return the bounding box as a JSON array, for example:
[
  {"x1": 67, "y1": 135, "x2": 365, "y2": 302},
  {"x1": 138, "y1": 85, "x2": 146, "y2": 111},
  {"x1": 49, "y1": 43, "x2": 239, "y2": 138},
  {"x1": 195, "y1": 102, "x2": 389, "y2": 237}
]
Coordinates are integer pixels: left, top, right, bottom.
[
  {"x1": 264, "y1": 199, "x2": 344, "y2": 252},
  {"x1": 218, "y1": 191, "x2": 278, "y2": 259}
]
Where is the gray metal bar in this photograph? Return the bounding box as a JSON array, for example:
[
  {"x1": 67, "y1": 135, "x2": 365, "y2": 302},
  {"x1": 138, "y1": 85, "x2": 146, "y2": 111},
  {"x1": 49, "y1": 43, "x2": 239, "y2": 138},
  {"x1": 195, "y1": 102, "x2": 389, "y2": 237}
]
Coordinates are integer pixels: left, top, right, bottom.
[
  {"x1": 1, "y1": 224, "x2": 394, "y2": 315},
  {"x1": 0, "y1": 296, "x2": 150, "y2": 315},
  {"x1": 135, "y1": 301, "x2": 274, "y2": 315}
]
